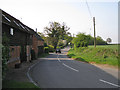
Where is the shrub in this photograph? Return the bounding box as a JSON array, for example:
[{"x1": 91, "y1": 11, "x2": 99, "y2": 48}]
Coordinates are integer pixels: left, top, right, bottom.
[
  {"x1": 72, "y1": 33, "x2": 90, "y2": 48},
  {"x1": 44, "y1": 47, "x2": 49, "y2": 53},
  {"x1": 2, "y1": 33, "x2": 9, "y2": 79},
  {"x1": 48, "y1": 45, "x2": 55, "y2": 52}
]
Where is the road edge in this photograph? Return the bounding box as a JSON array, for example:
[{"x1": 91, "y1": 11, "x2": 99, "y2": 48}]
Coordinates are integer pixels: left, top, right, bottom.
[{"x1": 27, "y1": 60, "x2": 40, "y2": 87}]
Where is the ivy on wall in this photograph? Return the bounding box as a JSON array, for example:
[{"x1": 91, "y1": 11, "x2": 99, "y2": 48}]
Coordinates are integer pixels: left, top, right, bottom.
[{"x1": 2, "y1": 33, "x2": 9, "y2": 79}]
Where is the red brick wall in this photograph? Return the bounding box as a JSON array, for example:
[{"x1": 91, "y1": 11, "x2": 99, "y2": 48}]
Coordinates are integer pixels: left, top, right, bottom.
[
  {"x1": 32, "y1": 35, "x2": 44, "y2": 58},
  {"x1": 38, "y1": 40, "x2": 44, "y2": 46},
  {"x1": 8, "y1": 46, "x2": 21, "y2": 68},
  {"x1": 32, "y1": 35, "x2": 38, "y2": 57},
  {"x1": 26, "y1": 45, "x2": 31, "y2": 62}
]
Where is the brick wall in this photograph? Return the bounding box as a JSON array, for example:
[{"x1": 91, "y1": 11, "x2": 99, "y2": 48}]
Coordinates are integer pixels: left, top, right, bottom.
[
  {"x1": 8, "y1": 46, "x2": 21, "y2": 68},
  {"x1": 38, "y1": 40, "x2": 44, "y2": 46},
  {"x1": 26, "y1": 45, "x2": 31, "y2": 62},
  {"x1": 32, "y1": 35, "x2": 44, "y2": 58},
  {"x1": 32, "y1": 35, "x2": 38, "y2": 58}
]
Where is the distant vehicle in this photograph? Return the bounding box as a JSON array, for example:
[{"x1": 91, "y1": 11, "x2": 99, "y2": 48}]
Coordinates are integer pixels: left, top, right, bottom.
[{"x1": 56, "y1": 48, "x2": 61, "y2": 53}]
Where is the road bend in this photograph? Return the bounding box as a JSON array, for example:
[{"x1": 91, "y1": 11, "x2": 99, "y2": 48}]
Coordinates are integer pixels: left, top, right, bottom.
[{"x1": 29, "y1": 47, "x2": 119, "y2": 88}]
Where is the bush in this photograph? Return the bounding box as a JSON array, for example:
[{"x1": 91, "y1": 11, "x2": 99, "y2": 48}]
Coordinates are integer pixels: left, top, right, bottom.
[
  {"x1": 72, "y1": 33, "x2": 90, "y2": 49},
  {"x1": 2, "y1": 33, "x2": 9, "y2": 79},
  {"x1": 48, "y1": 45, "x2": 55, "y2": 52},
  {"x1": 44, "y1": 43, "x2": 48, "y2": 47},
  {"x1": 44, "y1": 47, "x2": 49, "y2": 53}
]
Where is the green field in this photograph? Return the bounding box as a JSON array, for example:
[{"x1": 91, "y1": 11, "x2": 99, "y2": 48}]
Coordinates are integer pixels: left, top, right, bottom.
[
  {"x1": 89, "y1": 45, "x2": 119, "y2": 50},
  {"x1": 68, "y1": 45, "x2": 119, "y2": 67}
]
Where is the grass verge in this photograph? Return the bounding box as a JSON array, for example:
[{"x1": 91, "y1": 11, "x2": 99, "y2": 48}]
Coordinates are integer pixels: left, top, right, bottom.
[
  {"x1": 2, "y1": 80, "x2": 39, "y2": 88},
  {"x1": 38, "y1": 53, "x2": 49, "y2": 58},
  {"x1": 68, "y1": 45, "x2": 119, "y2": 67}
]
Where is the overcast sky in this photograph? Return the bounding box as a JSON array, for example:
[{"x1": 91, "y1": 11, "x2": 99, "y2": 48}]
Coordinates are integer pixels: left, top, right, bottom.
[{"x1": 0, "y1": 0, "x2": 118, "y2": 44}]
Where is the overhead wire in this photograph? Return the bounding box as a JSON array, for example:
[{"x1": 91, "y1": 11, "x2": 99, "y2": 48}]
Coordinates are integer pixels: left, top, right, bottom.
[
  {"x1": 85, "y1": 0, "x2": 92, "y2": 18},
  {"x1": 85, "y1": 0, "x2": 93, "y2": 35}
]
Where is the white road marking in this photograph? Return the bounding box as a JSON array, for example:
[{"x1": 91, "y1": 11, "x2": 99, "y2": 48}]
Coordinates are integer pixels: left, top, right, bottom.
[
  {"x1": 99, "y1": 79, "x2": 120, "y2": 87},
  {"x1": 27, "y1": 62, "x2": 39, "y2": 87},
  {"x1": 58, "y1": 58, "x2": 61, "y2": 62},
  {"x1": 62, "y1": 63, "x2": 79, "y2": 72},
  {"x1": 57, "y1": 54, "x2": 61, "y2": 62},
  {"x1": 57, "y1": 53, "x2": 78, "y2": 72}
]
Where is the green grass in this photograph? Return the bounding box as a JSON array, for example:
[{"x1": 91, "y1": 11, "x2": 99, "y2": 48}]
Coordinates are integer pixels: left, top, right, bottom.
[
  {"x1": 2, "y1": 80, "x2": 39, "y2": 88},
  {"x1": 89, "y1": 45, "x2": 119, "y2": 50},
  {"x1": 68, "y1": 45, "x2": 119, "y2": 67},
  {"x1": 38, "y1": 53, "x2": 49, "y2": 58}
]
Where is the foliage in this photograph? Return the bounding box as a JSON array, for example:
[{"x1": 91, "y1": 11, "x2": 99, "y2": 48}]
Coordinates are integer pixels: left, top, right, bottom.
[
  {"x1": 44, "y1": 43, "x2": 48, "y2": 47},
  {"x1": 48, "y1": 45, "x2": 55, "y2": 52},
  {"x1": 38, "y1": 53, "x2": 49, "y2": 58},
  {"x1": 44, "y1": 22, "x2": 70, "y2": 49},
  {"x1": 2, "y1": 33, "x2": 9, "y2": 79},
  {"x1": 72, "y1": 33, "x2": 90, "y2": 49},
  {"x1": 87, "y1": 35, "x2": 94, "y2": 45},
  {"x1": 44, "y1": 47, "x2": 49, "y2": 53},
  {"x1": 68, "y1": 45, "x2": 119, "y2": 67},
  {"x1": 96, "y1": 36, "x2": 107, "y2": 45},
  {"x1": 64, "y1": 34, "x2": 73, "y2": 46},
  {"x1": 57, "y1": 39, "x2": 64, "y2": 47},
  {"x1": 72, "y1": 32, "x2": 107, "y2": 49}
]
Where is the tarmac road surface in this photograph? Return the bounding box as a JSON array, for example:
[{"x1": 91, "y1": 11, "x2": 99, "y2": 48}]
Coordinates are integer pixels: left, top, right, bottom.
[{"x1": 28, "y1": 47, "x2": 119, "y2": 88}]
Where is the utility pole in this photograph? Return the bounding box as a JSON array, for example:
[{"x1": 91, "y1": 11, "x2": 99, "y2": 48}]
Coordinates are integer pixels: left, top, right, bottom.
[{"x1": 93, "y1": 17, "x2": 96, "y2": 48}]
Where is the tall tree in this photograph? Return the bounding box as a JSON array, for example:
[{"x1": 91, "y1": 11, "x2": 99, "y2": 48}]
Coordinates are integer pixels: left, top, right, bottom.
[{"x1": 44, "y1": 22, "x2": 70, "y2": 49}]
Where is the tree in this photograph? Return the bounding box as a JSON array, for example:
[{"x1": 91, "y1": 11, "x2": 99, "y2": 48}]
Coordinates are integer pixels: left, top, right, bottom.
[
  {"x1": 106, "y1": 38, "x2": 112, "y2": 44},
  {"x1": 44, "y1": 22, "x2": 70, "y2": 49},
  {"x1": 87, "y1": 35, "x2": 94, "y2": 45},
  {"x1": 72, "y1": 33, "x2": 90, "y2": 49},
  {"x1": 96, "y1": 36, "x2": 107, "y2": 45},
  {"x1": 64, "y1": 34, "x2": 73, "y2": 46}
]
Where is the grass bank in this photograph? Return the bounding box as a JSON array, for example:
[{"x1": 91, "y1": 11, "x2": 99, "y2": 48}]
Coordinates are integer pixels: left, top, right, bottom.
[
  {"x1": 68, "y1": 45, "x2": 119, "y2": 67},
  {"x1": 2, "y1": 80, "x2": 39, "y2": 88}
]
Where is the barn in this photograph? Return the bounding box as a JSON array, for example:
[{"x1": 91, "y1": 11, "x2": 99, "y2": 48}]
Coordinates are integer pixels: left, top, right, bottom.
[{"x1": 1, "y1": 9, "x2": 44, "y2": 68}]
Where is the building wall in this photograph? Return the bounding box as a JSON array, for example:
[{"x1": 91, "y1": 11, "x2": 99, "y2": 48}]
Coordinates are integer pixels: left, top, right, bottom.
[
  {"x1": 2, "y1": 23, "x2": 32, "y2": 46},
  {"x1": 32, "y1": 35, "x2": 38, "y2": 58},
  {"x1": 26, "y1": 45, "x2": 31, "y2": 62},
  {"x1": 7, "y1": 46, "x2": 21, "y2": 68},
  {"x1": 38, "y1": 40, "x2": 44, "y2": 46},
  {"x1": 32, "y1": 35, "x2": 44, "y2": 58}
]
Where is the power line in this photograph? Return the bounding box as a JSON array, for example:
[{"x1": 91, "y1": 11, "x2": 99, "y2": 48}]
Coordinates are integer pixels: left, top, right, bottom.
[{"x1": 85, "y1": 0, "x2": 92, "y2": 18}]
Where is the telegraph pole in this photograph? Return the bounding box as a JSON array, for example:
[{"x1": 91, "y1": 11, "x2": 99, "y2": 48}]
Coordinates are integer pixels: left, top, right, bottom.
[{"x1": 93, "y1": 17, "x2": 96, "y2": 48}]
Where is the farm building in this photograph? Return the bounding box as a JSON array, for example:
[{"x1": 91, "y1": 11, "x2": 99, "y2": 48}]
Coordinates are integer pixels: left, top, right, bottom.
[{"x1": 1, "y1": 9, "x2": 44, "y2": 68}]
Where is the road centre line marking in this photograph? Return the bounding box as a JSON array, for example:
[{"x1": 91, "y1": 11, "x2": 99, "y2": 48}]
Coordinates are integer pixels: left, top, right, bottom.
[
  {"x1": 62, "y1": 63, "x2": 79, "y2": 72},
  {"x1": 57, "y1": 54, "x2": 79, "y2": 72},
  {"x1": 99, "y1": 79, "x2": 120, "y2": 87},
  {"x1": 57, "y1": 54, "x2": 61, "y2": 62}
]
